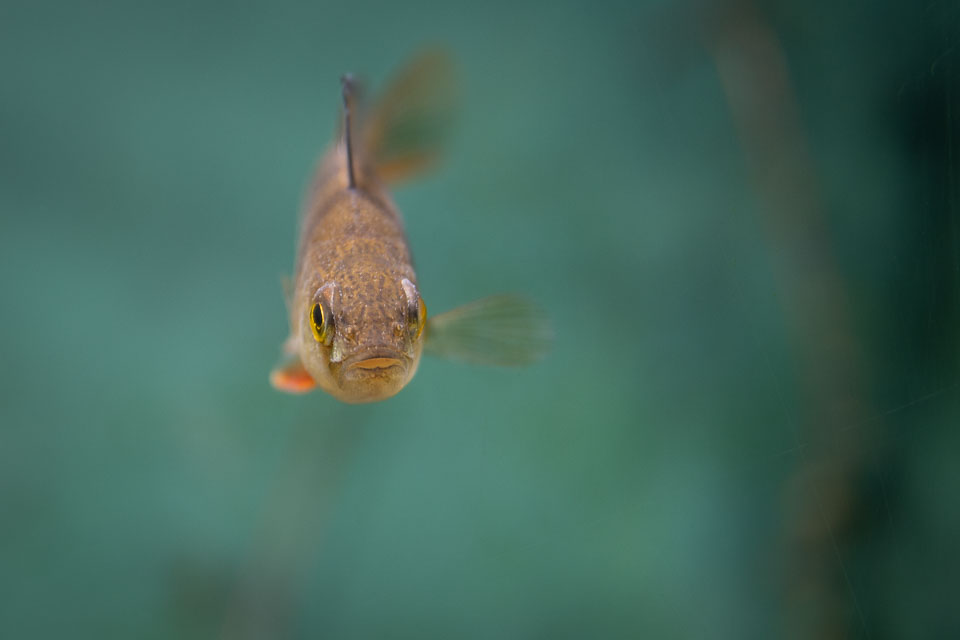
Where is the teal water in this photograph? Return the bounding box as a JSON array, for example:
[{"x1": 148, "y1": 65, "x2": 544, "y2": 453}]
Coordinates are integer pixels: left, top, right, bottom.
[{"x1": 2, "y1": 1, "x2": 959, "y2": 637}]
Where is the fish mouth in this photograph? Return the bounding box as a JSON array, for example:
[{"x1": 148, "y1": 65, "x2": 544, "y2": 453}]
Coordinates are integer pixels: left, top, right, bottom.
[
  {"x1": 339, "y1": 350, "x2": 408, "y2": 380},
  {"x1": 331, "y1": 348, "x2": 417, "y2": 403},
  {"x1": 348, "y1": 356, "x2": 403, "y2": 371},
  {"x1": 335, "y1": 349, "x2": 410, "y2": 403}
]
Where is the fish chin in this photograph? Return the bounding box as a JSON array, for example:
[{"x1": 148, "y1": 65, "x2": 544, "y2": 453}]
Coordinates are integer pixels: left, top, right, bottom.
[{"x1": 335, "y1": 352, "x2": 412, "y2": 403}]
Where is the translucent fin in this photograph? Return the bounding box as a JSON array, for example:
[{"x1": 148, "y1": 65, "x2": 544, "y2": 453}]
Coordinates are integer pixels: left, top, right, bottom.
[
  {"x1": 424, "y1": 295, "x2": 552, "y2": 366},
  {"x1": 270, "y1": 353, "x2": 316, "y2": 393},
  {"x1": 281, "y1": 275, "x2": 293, "y2": 314},
  {"x1": 360, "y1": 50, "x2": 456, "y2": 184}
]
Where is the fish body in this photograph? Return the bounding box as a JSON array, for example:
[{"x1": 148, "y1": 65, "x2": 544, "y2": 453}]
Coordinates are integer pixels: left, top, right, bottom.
[
  {"x1": 288, "y1": 147, "x2": 422, "y2": 402},
  {"x1": 272, "y1": 53, "x2": 550, "y2": 403}
]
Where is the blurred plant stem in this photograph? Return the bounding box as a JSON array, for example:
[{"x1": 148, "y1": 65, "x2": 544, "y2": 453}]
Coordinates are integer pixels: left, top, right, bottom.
[
  {"x1": 709, "y1": 2, "x2": 874, "y2": 637},
  {"x1": 218, "y1": 416, "x2": 363, "y2": 639}
]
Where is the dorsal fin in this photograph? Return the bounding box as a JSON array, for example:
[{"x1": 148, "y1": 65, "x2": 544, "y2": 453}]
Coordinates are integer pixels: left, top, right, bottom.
[
  {"x1": 361, "y1": 50, "x2": 456, "y2": 184},
  {"x1": 340, "y1": 74, "x2": 357, "y2": 189}
]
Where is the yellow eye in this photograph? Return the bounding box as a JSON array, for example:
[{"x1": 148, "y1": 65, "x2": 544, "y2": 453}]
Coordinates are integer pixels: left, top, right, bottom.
[
  {"x1": 400, "y1": 278, "x2": 426, "y2": 340},
  {"x1": 310, "y1": 302, "x2": 329, "y2": 343},
  {"x1": 415, "y1": 297, "x2": 427, "y2": 339}
]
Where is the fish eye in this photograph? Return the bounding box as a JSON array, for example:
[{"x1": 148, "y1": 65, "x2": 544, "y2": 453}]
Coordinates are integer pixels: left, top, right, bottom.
[
  {"x1": 310, "y1": 302, "x2": 331, "y2": 344},
  {"x1": 416, "y1": 297, "x2": 427, "y2": 338},
  {"x1": 400, "y1": 278, "x2": 425, "y2": 340},
  {"x1": 409, "y1": 296, "x2": 427, "y2": 340}
]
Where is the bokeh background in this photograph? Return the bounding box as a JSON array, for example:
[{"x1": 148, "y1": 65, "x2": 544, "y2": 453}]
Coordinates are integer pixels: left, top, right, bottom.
[{"x1": 2, "y1": 0, "x2": 958, "y2": 637}]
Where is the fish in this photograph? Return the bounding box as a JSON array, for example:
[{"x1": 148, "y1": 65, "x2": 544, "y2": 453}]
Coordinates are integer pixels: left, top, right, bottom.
[{"x1": 270, "y1": 52, "x2": 551, "y2": 403}]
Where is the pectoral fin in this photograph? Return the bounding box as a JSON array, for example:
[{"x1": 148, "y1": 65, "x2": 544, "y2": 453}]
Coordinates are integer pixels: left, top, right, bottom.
[
  {"x1": 424, "y1": 295, "x2": 552, "y2": 366},
  {"x1": 270, "y1": 352, "x2": 316, "y2": 393},
  {"x1": 281, "y1": 275, "x2": 293, "y2": 314}
]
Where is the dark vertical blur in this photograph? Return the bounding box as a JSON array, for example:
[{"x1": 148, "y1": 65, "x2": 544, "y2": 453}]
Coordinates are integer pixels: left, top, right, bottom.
[
  {"x1": 711, "y1": 3, "x2": 874, "y2": 636},
  {"x1": 710, "y1": 2, "x2": 959, "y2": 637}
]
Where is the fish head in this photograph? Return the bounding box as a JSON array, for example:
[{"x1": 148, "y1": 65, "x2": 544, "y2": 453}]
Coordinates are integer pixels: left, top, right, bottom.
[{"x1": 298, "y1": 277, "x2": 426, "y2": 403}]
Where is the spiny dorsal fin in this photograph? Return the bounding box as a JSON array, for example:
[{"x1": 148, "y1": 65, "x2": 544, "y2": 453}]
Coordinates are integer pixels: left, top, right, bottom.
[{"x1": 340, "y1": 74, "x2": 357, "y2": 189}]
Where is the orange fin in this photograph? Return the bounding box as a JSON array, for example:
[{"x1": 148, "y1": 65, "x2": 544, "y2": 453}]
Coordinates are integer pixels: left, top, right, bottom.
[{"x1": 270, "y1": 353, "x2": 316, "y2": 393}]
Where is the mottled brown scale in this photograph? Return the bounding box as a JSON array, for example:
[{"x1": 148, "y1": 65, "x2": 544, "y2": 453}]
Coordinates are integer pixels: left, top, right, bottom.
[{"x1": 288, "y1": 140, "x2": 425, "y2": 403}]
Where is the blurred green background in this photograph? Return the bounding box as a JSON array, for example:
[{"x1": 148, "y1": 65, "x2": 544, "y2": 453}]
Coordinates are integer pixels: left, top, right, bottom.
[{"x1": 2, "y1": 0, "x2": 958, "y2": 638}]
